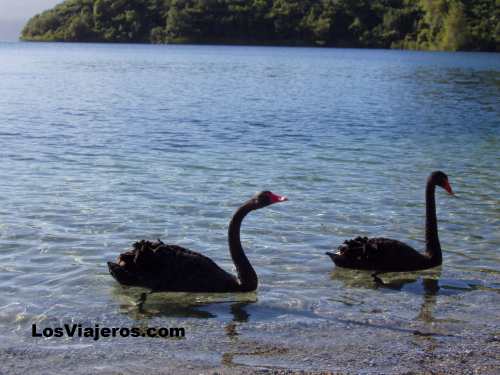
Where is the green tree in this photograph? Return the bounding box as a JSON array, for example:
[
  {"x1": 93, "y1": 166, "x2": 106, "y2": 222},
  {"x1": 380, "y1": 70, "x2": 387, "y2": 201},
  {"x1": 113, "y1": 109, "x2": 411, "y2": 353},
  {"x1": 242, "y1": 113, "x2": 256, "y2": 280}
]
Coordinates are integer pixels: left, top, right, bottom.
[
  {"x1": 64, "y1": 13, "x2": 95, "y2": 41},
  {"x1": 440, "y1": 1, "x2": 469, "y2": 50}
]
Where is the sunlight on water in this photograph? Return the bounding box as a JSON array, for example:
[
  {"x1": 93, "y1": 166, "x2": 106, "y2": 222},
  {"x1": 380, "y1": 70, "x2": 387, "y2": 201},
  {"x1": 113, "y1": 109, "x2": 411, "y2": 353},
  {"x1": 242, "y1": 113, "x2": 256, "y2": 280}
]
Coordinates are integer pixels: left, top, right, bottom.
[{"x1": 0, "y1": 43, "x2": 499, "y2": 373}]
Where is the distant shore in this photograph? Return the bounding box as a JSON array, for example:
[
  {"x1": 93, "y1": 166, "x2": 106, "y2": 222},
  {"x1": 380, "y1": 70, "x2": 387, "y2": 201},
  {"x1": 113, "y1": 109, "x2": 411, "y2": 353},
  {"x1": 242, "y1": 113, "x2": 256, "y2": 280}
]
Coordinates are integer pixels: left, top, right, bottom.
[
  {"x1": 16, "y1": 36, "x2": 500, "y2": 53},
  {"x1": 20, "y1": 0, "x2": 499, "y2": 52}
]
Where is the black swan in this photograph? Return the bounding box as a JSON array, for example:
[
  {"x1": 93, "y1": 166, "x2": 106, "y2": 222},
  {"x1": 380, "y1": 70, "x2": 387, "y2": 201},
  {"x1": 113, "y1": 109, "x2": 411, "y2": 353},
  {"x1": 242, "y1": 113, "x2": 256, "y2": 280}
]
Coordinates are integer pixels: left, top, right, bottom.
[
  {"x1": 108, "y1": 191, "x2": 287, "y2": 292},
  {"x1": 326, "y1": 171, "x2": 454, "y2": 272}
]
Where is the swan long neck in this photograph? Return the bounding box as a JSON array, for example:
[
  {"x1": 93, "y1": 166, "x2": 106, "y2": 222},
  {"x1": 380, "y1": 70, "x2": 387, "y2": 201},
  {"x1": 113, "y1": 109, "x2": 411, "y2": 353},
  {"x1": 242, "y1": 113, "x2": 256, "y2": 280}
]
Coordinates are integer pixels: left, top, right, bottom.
[
  {"x1": 228, "y1": 201, "x2": 258, "y2": 292},
  {"x1": 425, "y1": 179, "x2": 442, "y2": 265}
]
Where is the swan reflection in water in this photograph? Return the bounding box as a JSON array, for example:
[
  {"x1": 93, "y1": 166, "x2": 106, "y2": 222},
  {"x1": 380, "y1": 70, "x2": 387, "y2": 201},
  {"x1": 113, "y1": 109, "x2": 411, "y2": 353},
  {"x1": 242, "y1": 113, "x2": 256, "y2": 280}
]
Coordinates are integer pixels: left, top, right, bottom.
[
  {"x1": 110, "y1": 285, "x2": 255, "y2": 323},
  {"x1": 110, "y1": 287, "x2": 291, "y2": 367},
  {"x1": 330, "y1": 266, "x2": 443, "y2": 324}
]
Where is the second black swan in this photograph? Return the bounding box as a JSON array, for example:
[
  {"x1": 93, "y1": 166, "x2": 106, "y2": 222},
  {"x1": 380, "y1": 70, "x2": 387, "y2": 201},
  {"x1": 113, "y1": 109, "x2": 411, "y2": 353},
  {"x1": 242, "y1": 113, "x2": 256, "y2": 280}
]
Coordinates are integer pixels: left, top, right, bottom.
[
  {"x1": 108, "y1": 191, "x2": 288, "y2": 292},
  {"x1": 326, "y1": 171, "x2": 454, "y2": 272}
]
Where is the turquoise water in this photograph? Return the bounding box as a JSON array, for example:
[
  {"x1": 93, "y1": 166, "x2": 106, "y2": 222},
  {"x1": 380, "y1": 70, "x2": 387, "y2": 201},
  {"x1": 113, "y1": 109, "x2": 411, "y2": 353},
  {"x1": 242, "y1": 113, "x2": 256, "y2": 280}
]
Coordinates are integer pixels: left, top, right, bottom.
[{"x1": 0, "y1": 43, "x2": 499, "y2": 373}]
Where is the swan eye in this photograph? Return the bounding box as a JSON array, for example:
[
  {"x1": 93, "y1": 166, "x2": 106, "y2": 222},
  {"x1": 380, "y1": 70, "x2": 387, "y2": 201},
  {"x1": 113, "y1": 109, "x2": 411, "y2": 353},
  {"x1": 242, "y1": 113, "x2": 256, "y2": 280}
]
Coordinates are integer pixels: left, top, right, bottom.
[
  {"x1": 253, "y1": 191, "x2": 287, "y2": 206},
  {"x1": 258, "y1": 193, "x2": 270, "y2": 205},
  {"x1": 253, "y1": 191, "x2": 271, "y2": 206},
  {"x1": 430, "y1": 171, "x2": 448, "y2": 187}
]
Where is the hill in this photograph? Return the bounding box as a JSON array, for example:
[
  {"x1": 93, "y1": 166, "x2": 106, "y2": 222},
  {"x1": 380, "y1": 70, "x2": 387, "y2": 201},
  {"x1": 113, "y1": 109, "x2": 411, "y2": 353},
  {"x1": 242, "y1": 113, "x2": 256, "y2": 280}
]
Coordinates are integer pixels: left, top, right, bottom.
[{"x1": 21, "y1": 0, "x2": 499, "y2": 51}]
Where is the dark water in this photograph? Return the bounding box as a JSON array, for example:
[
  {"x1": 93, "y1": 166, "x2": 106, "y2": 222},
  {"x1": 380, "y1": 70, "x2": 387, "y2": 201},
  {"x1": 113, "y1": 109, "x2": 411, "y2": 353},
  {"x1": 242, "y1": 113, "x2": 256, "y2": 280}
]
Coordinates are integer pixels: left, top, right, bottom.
[{"x1": 0, "y1": 43, "x2": 499, "y2": 374}]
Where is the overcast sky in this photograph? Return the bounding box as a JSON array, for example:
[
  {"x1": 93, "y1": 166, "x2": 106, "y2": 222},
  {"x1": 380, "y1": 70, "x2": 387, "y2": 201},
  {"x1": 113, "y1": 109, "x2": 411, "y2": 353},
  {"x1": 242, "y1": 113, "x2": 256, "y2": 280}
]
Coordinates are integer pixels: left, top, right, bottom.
[{"x1": 0, "y1": 0, "x2": 61, "y2": 41}]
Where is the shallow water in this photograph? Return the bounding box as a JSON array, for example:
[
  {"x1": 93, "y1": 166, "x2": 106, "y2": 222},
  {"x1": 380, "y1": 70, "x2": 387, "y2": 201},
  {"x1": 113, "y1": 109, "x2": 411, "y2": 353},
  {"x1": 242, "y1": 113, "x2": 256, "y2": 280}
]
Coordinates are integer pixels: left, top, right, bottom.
[{"x1": 0, "y1": 43, "x2": 499, "y2": 374}]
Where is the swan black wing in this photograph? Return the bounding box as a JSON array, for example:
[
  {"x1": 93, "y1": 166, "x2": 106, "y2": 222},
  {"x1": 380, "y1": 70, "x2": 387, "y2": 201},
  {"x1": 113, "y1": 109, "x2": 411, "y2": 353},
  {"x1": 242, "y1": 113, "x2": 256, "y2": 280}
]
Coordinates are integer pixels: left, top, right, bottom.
[
  {"x1": 327, "y1": 236, "x2": 427, "y2": 271},
  {"x1": 108, "y1": 239, "x2": 240, "y2": 292}
]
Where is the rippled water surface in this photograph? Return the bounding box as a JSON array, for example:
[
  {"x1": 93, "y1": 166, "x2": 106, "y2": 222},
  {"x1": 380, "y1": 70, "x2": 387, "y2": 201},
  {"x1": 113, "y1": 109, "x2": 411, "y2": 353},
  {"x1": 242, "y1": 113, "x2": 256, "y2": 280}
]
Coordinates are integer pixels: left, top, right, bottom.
[{"x1": 0, "y1": 43, "x2": 499, "y2": 374}]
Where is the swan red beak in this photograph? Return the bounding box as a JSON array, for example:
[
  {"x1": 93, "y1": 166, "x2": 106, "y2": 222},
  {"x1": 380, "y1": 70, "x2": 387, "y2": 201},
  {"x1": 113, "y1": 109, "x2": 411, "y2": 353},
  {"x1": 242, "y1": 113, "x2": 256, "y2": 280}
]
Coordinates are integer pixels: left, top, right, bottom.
[
  {"x1": 268, "y1": 192, "x2": 288, "y2": 204},
  {"x1": 443, "y1": 180, "x2": 454, "y2": 195}
]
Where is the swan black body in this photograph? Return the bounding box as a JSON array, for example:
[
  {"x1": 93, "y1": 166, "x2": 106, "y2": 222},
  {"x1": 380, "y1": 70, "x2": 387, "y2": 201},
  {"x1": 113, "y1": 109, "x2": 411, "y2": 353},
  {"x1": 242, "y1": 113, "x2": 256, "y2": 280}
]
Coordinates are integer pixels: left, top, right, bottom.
[
  {"x1": 108, "y1": 191, "x2": 287, "y2": 292},
  {"x1": 327, "y1": 171, "x2": 454, "y2": 272}
]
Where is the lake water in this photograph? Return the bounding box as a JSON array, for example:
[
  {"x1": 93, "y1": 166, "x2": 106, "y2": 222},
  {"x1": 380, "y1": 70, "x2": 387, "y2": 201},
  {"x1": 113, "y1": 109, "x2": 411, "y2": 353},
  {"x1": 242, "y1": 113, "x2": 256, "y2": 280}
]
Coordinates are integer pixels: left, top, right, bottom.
[{"x1": 0, "y1": 42, "x2": 499, "y2": 374}]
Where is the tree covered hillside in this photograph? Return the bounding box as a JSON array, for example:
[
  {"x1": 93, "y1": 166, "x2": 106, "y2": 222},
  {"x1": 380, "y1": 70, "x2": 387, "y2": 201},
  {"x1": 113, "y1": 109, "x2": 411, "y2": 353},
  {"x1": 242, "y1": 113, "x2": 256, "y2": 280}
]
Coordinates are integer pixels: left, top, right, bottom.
[{"x1": 21, "y1": 0, "x2": 499, "y2": 51}]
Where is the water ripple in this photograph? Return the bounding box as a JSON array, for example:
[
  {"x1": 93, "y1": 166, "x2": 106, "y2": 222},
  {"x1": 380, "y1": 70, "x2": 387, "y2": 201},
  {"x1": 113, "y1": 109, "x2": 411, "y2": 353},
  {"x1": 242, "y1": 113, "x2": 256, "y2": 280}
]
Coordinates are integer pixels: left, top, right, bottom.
[{"x1": 0, "y1": 43, "x2": 499, "y2": 373}]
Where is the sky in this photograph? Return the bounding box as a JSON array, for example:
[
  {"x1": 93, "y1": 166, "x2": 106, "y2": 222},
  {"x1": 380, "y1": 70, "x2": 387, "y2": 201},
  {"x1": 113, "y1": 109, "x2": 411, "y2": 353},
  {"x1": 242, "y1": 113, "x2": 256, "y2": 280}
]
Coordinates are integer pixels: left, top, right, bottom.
[{"x1": 0, "y1": 0, "x2": 61, "y2": 41}]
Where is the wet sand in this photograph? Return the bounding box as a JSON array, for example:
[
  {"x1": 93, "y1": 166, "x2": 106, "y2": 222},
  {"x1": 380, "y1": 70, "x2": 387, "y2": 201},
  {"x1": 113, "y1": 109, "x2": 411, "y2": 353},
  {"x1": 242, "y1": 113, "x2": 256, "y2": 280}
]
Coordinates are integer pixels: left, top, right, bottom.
[{"x1": 2, "y1": 318, "x2": 498, "y2": 375}]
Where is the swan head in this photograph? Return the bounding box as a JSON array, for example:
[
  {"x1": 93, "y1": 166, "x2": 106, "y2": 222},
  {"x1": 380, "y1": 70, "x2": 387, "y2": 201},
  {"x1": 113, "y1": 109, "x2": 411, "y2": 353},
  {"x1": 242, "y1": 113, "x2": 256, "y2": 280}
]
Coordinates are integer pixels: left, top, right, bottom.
[
  {"x1": 430, "y1": 171, "x2": 454, "y2": 195},
  {"x1": 252, "y1": 191, "x2": 288, "y2": 208}
]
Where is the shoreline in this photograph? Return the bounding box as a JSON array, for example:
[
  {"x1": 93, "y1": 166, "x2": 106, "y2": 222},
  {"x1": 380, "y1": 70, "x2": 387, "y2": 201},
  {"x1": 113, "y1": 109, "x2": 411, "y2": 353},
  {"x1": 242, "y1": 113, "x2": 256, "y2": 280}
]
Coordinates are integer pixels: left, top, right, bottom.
[
  {"x1": 2, "y1": 330, "x2": 499, "y2": 375},
  {"x1": 19, "y1": 37, "x2": 500, "y2": 53},
  {"x1": 11, "y1": 38, "x2": 500, "y2": 54}
]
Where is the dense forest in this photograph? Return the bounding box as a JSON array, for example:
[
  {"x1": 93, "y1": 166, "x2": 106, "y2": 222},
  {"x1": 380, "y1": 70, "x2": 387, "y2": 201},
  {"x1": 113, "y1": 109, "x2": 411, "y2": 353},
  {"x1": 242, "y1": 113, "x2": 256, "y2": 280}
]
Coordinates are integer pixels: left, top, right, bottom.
[{"x1": 21, "y1": 0, "x2": 499, "y2": 51}]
